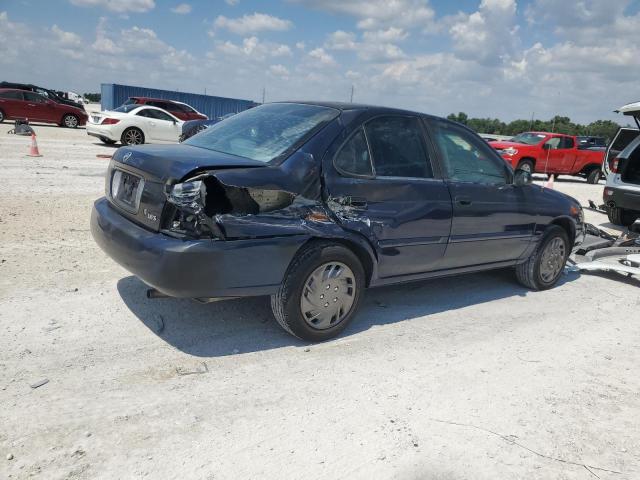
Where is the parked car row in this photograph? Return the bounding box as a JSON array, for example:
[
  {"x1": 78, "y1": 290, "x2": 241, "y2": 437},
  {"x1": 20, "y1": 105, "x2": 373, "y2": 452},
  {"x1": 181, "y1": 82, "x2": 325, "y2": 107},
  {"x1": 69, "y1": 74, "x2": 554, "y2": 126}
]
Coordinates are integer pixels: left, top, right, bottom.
[{"x1": 0, "y1": 88, "x2": 87, "y2": 127}]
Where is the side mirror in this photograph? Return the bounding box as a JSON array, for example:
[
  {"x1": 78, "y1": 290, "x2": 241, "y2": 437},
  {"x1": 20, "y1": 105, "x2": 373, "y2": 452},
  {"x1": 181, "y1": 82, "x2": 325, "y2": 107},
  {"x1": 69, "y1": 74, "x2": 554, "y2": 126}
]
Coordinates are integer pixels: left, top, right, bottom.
[{"x1": 514, "y1": 169, "x2": 533, "y2": 186}]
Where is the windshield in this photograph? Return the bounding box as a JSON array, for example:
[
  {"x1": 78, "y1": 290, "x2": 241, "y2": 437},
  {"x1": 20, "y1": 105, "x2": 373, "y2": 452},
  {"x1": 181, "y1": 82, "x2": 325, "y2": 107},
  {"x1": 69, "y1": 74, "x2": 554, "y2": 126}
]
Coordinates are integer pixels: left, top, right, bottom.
[
  {"x1": 113, "y1": 104, "x2": 139, "y2": 113},
  {"x1": 510, "y1": 132, "x2": 547, "y2": 145},
  {"x1": 185, "y1": 103, "x2": 339, "y2": 162}
]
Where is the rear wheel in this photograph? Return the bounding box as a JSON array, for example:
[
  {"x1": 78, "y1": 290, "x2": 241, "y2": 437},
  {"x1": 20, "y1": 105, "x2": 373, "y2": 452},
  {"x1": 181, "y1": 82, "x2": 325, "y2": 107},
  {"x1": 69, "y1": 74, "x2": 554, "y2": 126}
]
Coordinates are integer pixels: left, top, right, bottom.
[
  {"x1": 271, "y1": 241, "x2": 365, "y2": 342},
  {"x1": 586, "y1": 168, "x2": 602, "y2": 184},
  {"x1": 121, "y1": 127, "x2": 144, "y2": 145},
  {"x1": 0, "y1": 109, "x2": 5, "y2": 123},
  {"x1": 607, "y1": 206, "x2": 638, "y2": 226},
  {"x1": 62, "y1": 114, "x2": 79, "y2": 128},
  {"x1": 516, "y1": 225, "x2": 569, "y2": 290},
  {"x1": 517, "y1": 159, "x2": 534, "y2": 174}
]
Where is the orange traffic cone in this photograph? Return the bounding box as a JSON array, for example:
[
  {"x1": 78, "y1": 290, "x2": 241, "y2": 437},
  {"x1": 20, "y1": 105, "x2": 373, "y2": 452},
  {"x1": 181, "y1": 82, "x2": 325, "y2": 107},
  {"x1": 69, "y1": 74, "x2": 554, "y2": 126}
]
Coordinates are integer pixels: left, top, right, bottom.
[
  {"x1": 27, "y1": 133, "x2": 42, "y2": 157},
  {"x1": 544, "y1": 173, "x2": 554, "y2": 189}
]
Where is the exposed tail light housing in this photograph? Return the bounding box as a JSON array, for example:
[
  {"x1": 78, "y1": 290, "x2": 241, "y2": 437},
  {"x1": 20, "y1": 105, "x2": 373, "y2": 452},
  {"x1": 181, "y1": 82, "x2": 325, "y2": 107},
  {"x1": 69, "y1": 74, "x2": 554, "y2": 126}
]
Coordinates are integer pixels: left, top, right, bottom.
[
  {"x1": 610, "y1": 157, "x2": 620, "y2": 173},
  {"x1": 101, "y1": 118, "x2": 120, "y2": 125}
]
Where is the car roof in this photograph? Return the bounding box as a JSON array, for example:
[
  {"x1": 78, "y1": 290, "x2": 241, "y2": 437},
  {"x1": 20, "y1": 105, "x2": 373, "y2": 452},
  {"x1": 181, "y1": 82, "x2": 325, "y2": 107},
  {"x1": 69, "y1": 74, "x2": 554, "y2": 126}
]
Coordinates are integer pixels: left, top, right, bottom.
[
  {"x1": 131, "y1": 97, "x2": 179, "y2": 104},
  {"x1": 274, "y1": 100, "x2": 439, "y2": 118},
  {"x1": 124, "y1": 105, "x2": 182, "y2": 118}
]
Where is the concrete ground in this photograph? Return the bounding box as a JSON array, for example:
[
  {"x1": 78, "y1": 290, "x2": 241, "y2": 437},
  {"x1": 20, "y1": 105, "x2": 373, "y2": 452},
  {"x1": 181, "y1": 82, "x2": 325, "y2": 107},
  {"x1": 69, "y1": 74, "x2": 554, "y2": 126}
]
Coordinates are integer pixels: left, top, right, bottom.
[{"x1": 0, "y1": 121, "x2": 638, "y2": 480}]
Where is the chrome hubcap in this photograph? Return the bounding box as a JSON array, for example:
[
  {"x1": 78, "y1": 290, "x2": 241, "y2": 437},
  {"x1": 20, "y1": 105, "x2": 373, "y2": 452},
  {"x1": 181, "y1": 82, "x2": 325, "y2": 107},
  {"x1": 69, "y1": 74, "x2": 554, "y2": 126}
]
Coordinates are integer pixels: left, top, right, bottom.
[
  {"x1": 540, "y1": 237, "x2": 566, "y2": 283},
  {"x1": 300, "y1": 262, "x2": 356, "y2": 330},
  {"x1": 125, "y1": 130, "x2": 142, "y2": 144},
  {"x1": 520, "y1": 163, "x2": 532, "y2": 173},
  {"x1": 65, "y1": 115, "x2": 77, "y2": 127}
]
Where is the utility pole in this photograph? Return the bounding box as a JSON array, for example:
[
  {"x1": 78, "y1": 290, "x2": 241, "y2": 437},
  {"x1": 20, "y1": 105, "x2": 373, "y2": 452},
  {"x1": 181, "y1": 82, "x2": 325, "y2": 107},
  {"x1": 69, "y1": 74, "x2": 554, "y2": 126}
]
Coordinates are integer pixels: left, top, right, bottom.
[
  {"x1": 262, "y1": 87, "x2": 266, "y2": 104},
  {"x1": 204, "y1": 87, "x2": 207, "y2": 95},
  {"x1": 529, "y1": 112, "x2": 534, "y2": 131},
  {"x1": 350, "y1": 84, "x2": 354, "y2": 103}
]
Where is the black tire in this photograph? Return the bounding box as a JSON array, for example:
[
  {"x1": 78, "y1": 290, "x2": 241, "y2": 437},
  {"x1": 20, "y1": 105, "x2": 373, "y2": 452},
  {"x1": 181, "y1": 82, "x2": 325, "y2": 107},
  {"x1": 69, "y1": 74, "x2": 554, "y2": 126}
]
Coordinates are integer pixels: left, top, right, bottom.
[
  {"x1": 517, "y1": 159, "x2": 534, "y2": 174},
  {"x1": 121, "y1": 127, "x2": 144, "y2": 145},
  {"x1": 607, "y1": 206, "x2": 638, "y2": 226},
  {"x1": 271, "y1": 241, "x2": 365, "y2": 342},
  {"x1": 62, "y1": 114, "x2": 79, "y2": 128},
  {"x1": 515, "y1": 225, "x2": 569, "y2": 290},
  {"x1": 99, "y1": 137, "x2": 116, "y2": 145},
  {"x1": 0, "y1": 108, "x2": 5, "y2": 123},
  {"x1": 586, "y1": 168, "x2": 602, "y2": 184}
]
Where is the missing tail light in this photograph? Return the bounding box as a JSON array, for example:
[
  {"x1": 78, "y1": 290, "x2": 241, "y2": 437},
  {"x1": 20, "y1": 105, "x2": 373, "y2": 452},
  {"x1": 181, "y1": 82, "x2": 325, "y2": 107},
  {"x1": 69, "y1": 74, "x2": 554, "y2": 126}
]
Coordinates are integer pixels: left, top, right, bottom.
[{"x1": 101, "y1": 118, "x2": 120, "y2": 125}]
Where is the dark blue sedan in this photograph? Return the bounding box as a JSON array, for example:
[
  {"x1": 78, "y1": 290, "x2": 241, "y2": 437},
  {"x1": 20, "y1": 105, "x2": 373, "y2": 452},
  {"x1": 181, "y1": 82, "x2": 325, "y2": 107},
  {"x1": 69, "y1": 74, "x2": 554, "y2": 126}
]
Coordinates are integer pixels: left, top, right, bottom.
[{"x1": 91, "y1": 102, "x2": 585, "y2": 341}]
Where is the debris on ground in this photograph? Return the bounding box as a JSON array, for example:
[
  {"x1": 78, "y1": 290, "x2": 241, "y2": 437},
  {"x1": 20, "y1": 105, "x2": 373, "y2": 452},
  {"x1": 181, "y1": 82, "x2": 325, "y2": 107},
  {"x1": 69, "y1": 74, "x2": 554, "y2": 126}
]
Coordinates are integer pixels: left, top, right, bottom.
[
  {"x1": 175, "y1": 362, "x2": 208, "y2": 376},
  {"x1": 570, "y1": 223, "x2": 640, "y2": 280},
  {"x1": 30, "y1": 378, "x2": 50, "y2": 389},
  {"x1": 586, "y1": 200, "x2": 607, "y2": 214},
  {"x1": 7, "y1": 453, "x2": 14, "y2": 460}
]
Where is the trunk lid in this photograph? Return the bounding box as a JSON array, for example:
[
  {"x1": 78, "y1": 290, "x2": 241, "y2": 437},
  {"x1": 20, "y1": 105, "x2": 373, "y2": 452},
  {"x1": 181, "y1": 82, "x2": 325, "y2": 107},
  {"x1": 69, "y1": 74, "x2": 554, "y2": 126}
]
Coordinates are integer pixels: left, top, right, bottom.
[{"x1": 108, "y1": 144, "x2": 267, "y2": 231}]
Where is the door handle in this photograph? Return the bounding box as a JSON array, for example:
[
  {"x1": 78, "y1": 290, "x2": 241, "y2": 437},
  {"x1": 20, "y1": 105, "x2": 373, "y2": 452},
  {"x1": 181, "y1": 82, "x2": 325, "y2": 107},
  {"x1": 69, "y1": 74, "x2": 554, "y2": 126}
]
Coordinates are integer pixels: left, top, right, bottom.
[{"x1": 456, "y1": 196, "x2": 472, "y2": 206}]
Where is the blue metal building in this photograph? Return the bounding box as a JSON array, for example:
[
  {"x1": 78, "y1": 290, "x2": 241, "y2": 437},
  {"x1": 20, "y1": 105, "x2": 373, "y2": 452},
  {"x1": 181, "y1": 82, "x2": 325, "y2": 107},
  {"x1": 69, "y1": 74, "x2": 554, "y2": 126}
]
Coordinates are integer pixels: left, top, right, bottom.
[{"x1": 100, "y1": 83, "x2": 258, "y2": 119}]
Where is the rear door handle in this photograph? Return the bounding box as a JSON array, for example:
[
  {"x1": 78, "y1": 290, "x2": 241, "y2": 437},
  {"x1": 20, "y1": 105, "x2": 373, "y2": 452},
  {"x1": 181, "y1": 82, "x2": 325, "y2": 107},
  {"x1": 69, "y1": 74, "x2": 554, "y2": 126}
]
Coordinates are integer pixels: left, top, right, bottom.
[{"x1": 456, "y1": 196, "x2": 472, "y2": 206}]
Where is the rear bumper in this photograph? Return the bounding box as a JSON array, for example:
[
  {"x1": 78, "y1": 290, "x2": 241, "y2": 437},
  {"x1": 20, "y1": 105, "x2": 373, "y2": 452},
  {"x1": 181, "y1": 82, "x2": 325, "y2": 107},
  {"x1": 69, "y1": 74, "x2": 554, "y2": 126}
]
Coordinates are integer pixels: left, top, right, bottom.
[
  {"x1": 91, "y1": 197, "x2": 308, "y2": 298},
  {"x1": 603, "y1": 185, "x2": 640, "y2": 211},
  {"x1": 87, "y1": 124, "x2": 118, "y2": 141}
]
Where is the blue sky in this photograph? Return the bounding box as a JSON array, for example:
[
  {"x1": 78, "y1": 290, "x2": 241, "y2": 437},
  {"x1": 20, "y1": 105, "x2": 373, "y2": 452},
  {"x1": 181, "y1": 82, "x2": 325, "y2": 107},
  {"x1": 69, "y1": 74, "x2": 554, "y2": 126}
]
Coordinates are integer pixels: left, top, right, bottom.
[{"x1": 1, "y1": 0, "x2": 639, "y2": 123}]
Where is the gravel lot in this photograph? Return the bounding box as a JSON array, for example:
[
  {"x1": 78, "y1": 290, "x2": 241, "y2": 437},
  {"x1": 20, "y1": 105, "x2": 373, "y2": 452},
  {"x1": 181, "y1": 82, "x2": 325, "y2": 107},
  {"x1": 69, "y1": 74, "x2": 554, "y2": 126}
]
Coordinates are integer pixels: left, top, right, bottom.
[{"x1": 1, "y1": 120, "x2": 639, "y2": 480}]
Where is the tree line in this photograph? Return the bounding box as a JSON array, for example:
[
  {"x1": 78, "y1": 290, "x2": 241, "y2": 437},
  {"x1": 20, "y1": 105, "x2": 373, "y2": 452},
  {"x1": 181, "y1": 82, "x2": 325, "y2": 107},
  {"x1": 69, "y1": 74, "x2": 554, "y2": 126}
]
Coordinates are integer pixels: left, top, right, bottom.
[{"x1": 446, "y1": 112, "x2": 623, "y2": 142}]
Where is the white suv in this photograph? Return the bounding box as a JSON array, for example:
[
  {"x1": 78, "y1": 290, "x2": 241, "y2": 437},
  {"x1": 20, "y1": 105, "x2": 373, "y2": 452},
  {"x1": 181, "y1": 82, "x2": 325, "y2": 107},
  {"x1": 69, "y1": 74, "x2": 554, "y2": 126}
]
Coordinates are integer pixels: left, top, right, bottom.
[{"x1": 603, "y1": 102, "x2": 640, "y2": 226}]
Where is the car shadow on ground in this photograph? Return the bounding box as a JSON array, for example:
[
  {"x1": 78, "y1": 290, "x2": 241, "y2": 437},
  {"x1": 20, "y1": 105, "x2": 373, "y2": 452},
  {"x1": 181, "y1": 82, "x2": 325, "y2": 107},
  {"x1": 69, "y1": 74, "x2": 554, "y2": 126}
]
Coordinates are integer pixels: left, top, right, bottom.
[{"x1": 117, "y1": 268, "x2": 579, "y2": 357}]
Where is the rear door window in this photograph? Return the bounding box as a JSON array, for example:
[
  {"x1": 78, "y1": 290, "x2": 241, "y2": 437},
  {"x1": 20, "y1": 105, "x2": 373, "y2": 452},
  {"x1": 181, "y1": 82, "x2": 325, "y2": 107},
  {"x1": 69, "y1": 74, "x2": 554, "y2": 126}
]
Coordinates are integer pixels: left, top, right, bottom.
[
  {"x1": 334, "y1": 128, "x2": 374, "y2": 177},
  {"x1": 23, "y1": 92, "x2": 47, "y2": 103},
  {"x1": 0, "y1": 91, "x2": 24, "y2": 100},
  {"x1": 364, "y1": 116, "x2": 433, "y2": 178},
  {"x1": 559, "y1": 137, "x2": 574, "y2": 149}
]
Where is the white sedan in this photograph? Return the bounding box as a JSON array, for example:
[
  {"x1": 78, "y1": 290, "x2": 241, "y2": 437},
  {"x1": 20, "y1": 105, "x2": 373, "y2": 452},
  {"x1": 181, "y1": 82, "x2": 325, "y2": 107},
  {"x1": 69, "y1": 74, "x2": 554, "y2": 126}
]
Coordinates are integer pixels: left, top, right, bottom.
[{"x1": 87, "y1": 104, "x2": 184, "y2": 146}]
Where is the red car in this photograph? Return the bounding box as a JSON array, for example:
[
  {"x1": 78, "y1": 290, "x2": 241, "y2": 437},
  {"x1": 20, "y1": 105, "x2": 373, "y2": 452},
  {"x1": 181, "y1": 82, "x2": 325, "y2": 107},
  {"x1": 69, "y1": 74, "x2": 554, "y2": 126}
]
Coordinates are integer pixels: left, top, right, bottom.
[
  {"x1": 122, "y1": 97, "x2": 207, "y2": 121},
  {"x1": 489, "y1": 132, "x2": 605, "y2": 183},
  {"x1": 0, "y1": 88, "x2": 87, "y2": 128}
]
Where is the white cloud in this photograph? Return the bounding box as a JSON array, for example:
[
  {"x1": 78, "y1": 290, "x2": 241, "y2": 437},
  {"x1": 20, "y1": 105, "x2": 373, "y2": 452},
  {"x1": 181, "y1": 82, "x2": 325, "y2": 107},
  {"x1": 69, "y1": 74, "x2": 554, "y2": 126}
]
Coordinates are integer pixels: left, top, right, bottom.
[
  {"x1": 324, "y1": 29, "x2": 406, "y2": 61},
  {"x1": 269, "y1": 64, "x2": 290, "y2": 78},
  {"x1": 170, "y1": 3, "x2": 191, "y2": 14},
  {"x1": 69, "y1": 0, "x2": 155, "y2": 13},
  {"x1": 51, "y1": 25, "x2": 82, "y2": 47},
  {"x1": 213, "y1": 12, "x2": 292, "y2": 35},
  {"x1": 289, "y1": 0, "x2": 435, "y2": 30},
  {"x1": 308, "y1": 47, "x2": 336, "y2": 66},
  {"x1": 215, "y1": 36, "x2": 292, "y2": 60},
  {"x1": 295, "y1": 41, "x2": 305, "y2": 50},
  {"x1": 225, "y1": 0, "x2": 239, "y2": 5},
  {"x1": 449, "y1": 0, "x2": 518, "y2": 66}
]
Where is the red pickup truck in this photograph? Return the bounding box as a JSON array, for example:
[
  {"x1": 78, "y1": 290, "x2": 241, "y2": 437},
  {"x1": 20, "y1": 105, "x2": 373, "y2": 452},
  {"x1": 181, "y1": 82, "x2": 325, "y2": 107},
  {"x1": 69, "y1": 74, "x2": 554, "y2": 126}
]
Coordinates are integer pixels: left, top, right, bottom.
[{"x1": 489, "y1": 132, "x2": 605, "y2": 183}]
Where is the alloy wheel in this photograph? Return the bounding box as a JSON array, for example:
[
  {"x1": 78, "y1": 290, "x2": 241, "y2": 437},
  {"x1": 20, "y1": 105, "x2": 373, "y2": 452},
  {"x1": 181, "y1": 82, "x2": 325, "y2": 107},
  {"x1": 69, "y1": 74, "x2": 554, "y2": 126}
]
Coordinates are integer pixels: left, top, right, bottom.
[
  {"x1": 124, "y1": 129, "x2": 142, "y2": 145},
  {"x1": 300, "y1": 262, "x2": 356, "y2": 330},
  {"x1": 64, "y1": 115, "x2": 78, "y2": 128}
]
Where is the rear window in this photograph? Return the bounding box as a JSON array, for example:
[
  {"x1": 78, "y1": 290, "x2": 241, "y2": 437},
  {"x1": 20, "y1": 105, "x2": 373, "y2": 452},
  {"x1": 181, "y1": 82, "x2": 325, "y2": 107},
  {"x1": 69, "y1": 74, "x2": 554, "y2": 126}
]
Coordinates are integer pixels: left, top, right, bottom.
[
  {"x1": 185, "y1": 103, "x2": 339, "y2": 163},
  {"x1": 113, "y1": 104, "x2": 139, "y2": 113}
]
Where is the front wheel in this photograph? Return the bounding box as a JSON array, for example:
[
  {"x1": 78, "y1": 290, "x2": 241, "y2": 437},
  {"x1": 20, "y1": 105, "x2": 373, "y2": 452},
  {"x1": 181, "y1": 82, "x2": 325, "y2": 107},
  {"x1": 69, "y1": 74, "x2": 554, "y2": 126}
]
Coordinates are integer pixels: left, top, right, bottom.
[
  {"x1": 515, "y1": 225, "x2": 569, "y2": 290},
  {"x1": 62, "y1": 114, "x2": 79, "y2": 128},
  {"x1": 0, "y1": 108, "x2": 5, "y2": 123},
  {"x1": 271, "y1": 241, "x2": 365, "y2": 342}
]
